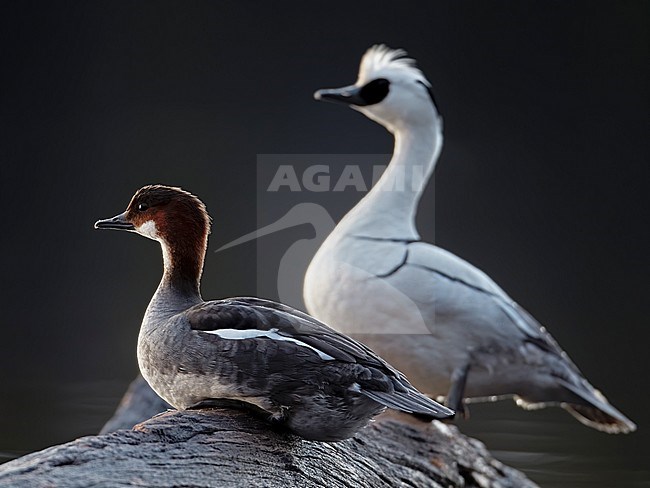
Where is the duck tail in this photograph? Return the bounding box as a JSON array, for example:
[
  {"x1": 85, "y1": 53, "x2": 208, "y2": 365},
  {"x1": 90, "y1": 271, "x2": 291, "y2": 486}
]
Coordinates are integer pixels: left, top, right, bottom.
[
  {"x1": 558, "y1": 377, "x2": 636, "y2": 434},
  {"x1": 359, "y1": 387, "x2": 455, "y2": 420}
]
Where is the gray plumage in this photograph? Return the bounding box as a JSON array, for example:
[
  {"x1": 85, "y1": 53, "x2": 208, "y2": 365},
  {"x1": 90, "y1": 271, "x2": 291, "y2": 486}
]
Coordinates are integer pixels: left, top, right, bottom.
[{"x1": 96, "y1": 185, "x2": 454, "y2": 442}]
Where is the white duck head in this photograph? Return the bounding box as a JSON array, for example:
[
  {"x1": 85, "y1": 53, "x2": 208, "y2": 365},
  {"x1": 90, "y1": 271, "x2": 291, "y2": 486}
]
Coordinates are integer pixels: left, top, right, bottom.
[{"x1": 314, "y1": 45, "x2": 441, "y2": 132}]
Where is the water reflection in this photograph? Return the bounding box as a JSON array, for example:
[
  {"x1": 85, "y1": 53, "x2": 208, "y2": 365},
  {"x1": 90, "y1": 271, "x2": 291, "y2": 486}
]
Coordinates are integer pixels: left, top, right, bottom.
[
  {"x1": 459, "y1": 403, "x2": 647, "y2": 487},
  {"x1": 0, "y1": 380, "x2": 646, "y2": 487}
]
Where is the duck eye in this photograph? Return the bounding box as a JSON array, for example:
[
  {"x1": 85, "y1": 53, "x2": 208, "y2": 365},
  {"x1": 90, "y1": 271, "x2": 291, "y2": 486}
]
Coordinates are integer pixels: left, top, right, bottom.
[{"x1": 137, "y1": 203, "x2": 149, "y2": 212}]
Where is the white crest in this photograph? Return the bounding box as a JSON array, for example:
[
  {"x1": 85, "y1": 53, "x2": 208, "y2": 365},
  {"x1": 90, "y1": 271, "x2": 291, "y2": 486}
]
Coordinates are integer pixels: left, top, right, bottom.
[{"x1": 358, "y1": 44, "x2": 430, "y2": 86}]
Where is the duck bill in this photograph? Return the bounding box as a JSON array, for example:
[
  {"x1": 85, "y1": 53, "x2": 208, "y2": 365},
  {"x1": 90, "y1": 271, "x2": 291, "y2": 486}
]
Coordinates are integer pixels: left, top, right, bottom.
[
  {"x1": 314, "y1": 85, "x2": 367, "y2": 106},
  {"x1": 94, "y1": 212, "x2": 135, "y2": 231}
]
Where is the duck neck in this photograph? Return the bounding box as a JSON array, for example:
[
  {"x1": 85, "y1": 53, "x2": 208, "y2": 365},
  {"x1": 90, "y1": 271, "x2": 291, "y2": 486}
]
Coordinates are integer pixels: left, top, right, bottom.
[
  {"x1": 147, "y1": 235, "x2": 206, "y2": 319},
  {"x1": 341, "y1": 119, "x2": 443, "y2": 240}
]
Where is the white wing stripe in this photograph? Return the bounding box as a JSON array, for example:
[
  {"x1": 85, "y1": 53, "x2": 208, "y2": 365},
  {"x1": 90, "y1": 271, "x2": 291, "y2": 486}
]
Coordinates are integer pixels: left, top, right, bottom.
[{"x1": 203, "y1": 328, "x2": 335, "y2": 361}]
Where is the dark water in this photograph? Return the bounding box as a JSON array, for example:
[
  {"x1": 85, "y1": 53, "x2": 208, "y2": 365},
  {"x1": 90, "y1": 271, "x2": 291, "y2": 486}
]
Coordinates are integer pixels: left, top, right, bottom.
[
  {"x1": 0, "y1": 380, "x2": 127, "y2": 464},
  {"x1": 460, "y1": 403, "x2": 649, "y2": 487},
  {"x1": 1, "y1": 379, "x2": 647, "y2": 487}
]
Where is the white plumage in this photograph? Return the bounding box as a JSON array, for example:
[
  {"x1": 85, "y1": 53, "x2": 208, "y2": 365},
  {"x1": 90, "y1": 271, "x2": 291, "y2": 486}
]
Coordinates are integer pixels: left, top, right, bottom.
[{"x1": 304, "y1": 45, "x2": 635, "y2": 433}]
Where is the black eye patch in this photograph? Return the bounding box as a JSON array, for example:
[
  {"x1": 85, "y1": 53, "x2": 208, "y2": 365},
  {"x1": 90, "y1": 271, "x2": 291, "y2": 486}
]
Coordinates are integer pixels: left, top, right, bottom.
[{"x1": 359, "y1": 78, "x2": 390, "y2": 105}]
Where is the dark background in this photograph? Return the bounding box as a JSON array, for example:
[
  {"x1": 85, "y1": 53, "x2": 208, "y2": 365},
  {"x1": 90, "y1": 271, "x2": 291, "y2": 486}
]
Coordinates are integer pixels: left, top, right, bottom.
[{"x1": 0, "y1": 1, "x2": 648, "y2": 486}]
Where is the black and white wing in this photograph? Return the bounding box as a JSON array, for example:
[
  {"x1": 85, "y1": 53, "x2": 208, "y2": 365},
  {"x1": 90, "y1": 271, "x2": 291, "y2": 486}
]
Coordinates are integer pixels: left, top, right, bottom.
[
  {"x1": 406, "y1": 242, "x2": 573, "y2": 359},
  {"x1": 187, "y1": 296, "x2": 454, "y2": 419}
]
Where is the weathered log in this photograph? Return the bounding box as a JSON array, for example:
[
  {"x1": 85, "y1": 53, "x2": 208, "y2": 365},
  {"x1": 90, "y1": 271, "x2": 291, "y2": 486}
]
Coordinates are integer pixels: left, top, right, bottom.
[
  {"x1": 0, "y1": 381, "x2": 537, "y2": 488},
  {"x1": 99, "y1": 375, "x2": 169, "y2": 434}
]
